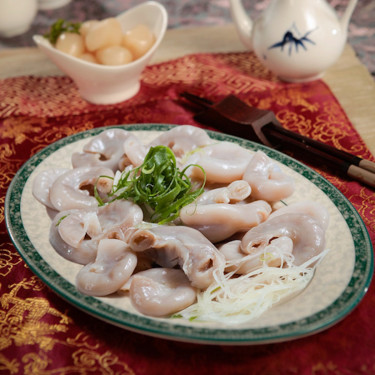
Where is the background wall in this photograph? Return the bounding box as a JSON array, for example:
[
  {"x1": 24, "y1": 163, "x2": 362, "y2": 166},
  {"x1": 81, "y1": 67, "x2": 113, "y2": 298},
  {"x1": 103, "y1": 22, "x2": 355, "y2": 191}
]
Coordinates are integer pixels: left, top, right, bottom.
[{"x1": 0, "y1": 0, "x2": 373, "y2": 76}]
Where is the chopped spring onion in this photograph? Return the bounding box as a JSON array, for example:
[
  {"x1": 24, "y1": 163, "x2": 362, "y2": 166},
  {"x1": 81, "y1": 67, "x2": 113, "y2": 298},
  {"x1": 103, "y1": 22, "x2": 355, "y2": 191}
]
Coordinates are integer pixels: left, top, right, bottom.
[
  {"x1": 102, "y1": 145, "x2": 206, "y2": 224},
  {"x1": 177, "y1": 249, "x2": 329, "y2": 325},
  {"x1": 44, "y1": 19, "x2": 81, "y2": 45},
  {"x1": 55, "y1": 214, "x2": 69, "y2": 226}
]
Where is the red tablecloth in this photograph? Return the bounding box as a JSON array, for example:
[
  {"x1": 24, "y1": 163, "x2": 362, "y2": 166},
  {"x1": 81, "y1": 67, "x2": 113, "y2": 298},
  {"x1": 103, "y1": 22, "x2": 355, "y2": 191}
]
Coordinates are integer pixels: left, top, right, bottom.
[{"x1": 0, "y1": 52, "x2": 374, "y2": 375}]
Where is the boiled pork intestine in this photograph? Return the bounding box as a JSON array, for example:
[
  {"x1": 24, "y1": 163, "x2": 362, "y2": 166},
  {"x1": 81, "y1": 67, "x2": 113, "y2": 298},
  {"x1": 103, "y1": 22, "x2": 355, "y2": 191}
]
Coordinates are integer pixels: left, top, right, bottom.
[
  {"x1": 180, "y1": 199, "x2": 272, "y2": 243},
  {"x1": 124, "y1": 224, "x2": 225, "y2": 289},
  {"x1": 49, "y1": 199, "x2": 143, "y2": 264},
  {"x1": 71, "y1": 128, "x2": 141, "y2": 171},
  {"x1": 32, "y1": 126, "x2": 329, "y2": 322},
  {"x1": 148, "y1": 125, "x2": 214, "y2": 157}
]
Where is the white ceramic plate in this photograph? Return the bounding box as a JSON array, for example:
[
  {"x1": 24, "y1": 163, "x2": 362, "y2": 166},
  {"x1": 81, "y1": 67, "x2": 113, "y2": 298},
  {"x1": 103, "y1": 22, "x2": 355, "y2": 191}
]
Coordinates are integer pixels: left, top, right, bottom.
[{"x1": 5, "y1": 124, "x2": 373, "y2": 345}]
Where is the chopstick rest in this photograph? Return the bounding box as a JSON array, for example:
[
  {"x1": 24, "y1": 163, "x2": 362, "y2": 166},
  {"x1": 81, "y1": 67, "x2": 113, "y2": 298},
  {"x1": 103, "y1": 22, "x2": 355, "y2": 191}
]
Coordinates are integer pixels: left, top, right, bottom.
[
  {"x1": 181, "y1": 92, "x2": 277, "y2": 147},
  {"x1": 180, "y1": 92, "x2": 375, "y2": 189}
]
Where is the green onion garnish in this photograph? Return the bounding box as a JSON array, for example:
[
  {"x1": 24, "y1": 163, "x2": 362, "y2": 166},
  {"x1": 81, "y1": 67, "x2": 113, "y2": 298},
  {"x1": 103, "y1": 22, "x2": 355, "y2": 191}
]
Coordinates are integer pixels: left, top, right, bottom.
[
  {"x1": 55, "y1": 214, "x2": 69, "y2": 226},
  {"x1": 44, "y1": 19, "x2": 82, "y2": 45},
  {"x1": 103, "y1": 145, "x2": 206, "y2": 224}
]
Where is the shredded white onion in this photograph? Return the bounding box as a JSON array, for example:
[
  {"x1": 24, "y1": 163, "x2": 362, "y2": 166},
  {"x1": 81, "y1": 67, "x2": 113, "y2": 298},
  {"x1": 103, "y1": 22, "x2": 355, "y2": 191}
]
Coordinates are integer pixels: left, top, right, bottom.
[
  {"x1": 113, "y1": 170, "x2": 122, "y2": 186},
  {"x1": 178, "y1": 249, "x2": 329, "y2": 325}
]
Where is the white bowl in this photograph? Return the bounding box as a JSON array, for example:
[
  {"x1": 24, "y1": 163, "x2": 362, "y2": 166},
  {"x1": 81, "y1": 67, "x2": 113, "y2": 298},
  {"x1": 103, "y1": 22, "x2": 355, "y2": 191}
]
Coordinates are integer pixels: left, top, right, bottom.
[{"x1": 33, "y1": 1, "x2": 168, "y2": 105}]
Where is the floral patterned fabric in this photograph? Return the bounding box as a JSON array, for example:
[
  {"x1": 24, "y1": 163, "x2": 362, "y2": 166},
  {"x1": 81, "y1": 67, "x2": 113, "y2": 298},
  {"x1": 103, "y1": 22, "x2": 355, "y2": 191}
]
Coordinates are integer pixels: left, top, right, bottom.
[{"x1": 0, "y1": 51, "x2": 374, "y2": 374}]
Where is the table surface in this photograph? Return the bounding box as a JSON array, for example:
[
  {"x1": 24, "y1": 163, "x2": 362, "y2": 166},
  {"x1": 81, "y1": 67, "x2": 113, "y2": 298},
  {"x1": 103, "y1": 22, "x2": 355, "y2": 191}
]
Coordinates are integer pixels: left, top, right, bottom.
[
  {"x1": 1, "y1": 23, "x2": 375, "y2": 156},
  {"x1": 1, "y1": 18, "x2": 375, "y2": 375}
]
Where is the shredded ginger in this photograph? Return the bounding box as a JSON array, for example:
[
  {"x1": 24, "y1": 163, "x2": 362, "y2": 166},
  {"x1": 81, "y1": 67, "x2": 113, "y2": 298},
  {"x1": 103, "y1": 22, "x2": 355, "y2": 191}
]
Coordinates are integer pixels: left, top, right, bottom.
[{"x1": 178, "y1": 250, "x2": 328, "y2": 325}]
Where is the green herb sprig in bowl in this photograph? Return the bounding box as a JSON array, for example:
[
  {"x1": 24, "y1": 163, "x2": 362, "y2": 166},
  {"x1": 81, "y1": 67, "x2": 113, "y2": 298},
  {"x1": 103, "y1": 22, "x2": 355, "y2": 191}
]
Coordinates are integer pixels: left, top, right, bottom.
[{"x1": 44, "y1": 19, "x2": 81, "y2": 45}]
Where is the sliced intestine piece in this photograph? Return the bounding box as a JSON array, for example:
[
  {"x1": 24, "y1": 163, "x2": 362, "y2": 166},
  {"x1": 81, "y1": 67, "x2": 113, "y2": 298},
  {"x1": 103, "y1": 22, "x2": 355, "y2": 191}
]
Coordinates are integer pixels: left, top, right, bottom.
[
  {"x1": 122, "y1": 136, "x2": 148, "y2": 167},
  {"x1": 148, "y1": 125, "x2": 213, "y2": 158},
  {"x1": 269, "y1": 200, "x2": 330, "y2": 231},
  {"x1": 32, "y1": 168, "x2": 69, "y2": 209},
  {"x1": 96, "y1": 199, "x2": 143, "y2": 241},
  {"x1": 220, "y1": 237, "x2": 294, "y2": 274},
  {"x1": 243, "y1": 150, "x2": 295, "y2": 202},
  {"x1": 50, "y1": 209, "x2": 99, "y2": 265},
  {"x1": 196, "y1": 180, "x2": 251, "y2": 205},
  {"x1": 57, "y1": 209, "x2": 101, "y2": 248},
  {"x1": 125, "y1": 224, "x2": 225, "y2": 289},
  {"x1": 179, "y1": 200, "x2": 271, "y2": 243},
  {"x1": 49, "y1": 200, "x2": 143, "y2": 264},
  {"x1": 241, "y1": 213, "x2": 326, "y2": 266},
  {"x1": 72, "y1": 129, "x2": 141, "y2": 171},
  {"x1": 182, "y1": 141, "x2": 253, "y2": 184},
  {"x1": 76, "y1": 238, "x2": 137, "y2": 297},
  {"x1": 129, "y1": 268, "x2": 197, "y2": 317},
  {"x1": 49, "y1": 166, "x2": 114, "y2": 211}
]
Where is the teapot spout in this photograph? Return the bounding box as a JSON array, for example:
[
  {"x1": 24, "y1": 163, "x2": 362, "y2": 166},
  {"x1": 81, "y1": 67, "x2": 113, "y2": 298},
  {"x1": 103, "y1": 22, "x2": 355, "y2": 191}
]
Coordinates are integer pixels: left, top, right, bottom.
[
  {"x1": 229, "y1": 0, "x2": 254, "y2": 50},
  {"x1": 340, "y1": 0, "x2": 358, "y2": 32}
]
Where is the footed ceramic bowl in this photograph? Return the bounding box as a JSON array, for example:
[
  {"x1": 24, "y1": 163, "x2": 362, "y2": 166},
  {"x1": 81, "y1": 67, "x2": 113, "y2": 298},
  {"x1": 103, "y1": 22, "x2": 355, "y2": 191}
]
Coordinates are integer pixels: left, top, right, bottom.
[
  {"x1": 37, "y1": 0, "x2": 72, "y2": 10},
  {"x1": 33, "y1": 1, "x2": 168, "y2": 105},
  {"x1": 0, "y1": 0, "x2": 38, "y2": 37}
]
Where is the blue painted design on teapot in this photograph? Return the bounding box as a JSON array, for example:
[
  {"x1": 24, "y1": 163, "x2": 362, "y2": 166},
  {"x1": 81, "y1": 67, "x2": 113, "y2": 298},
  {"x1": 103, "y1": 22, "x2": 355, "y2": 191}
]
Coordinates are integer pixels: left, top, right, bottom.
[{"x1": 230, "y1": 0, "x2": 358, "y2": 81}]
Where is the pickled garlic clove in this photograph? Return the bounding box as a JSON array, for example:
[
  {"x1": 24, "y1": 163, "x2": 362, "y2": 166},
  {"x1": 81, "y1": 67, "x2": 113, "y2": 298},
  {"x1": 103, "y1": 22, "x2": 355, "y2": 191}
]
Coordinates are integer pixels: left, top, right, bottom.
[
  {"x1": 55, "y1": 32, "x2": 85, "y2": 57},
  {"x1": 79, "y1": 20, "x2": 99, "y2": 37},
  {"x1": 85, "y1": 18, "x2": 123, "y2": 52},
  {"x1": 96, "y1": 45, "x2": 133, "y2": 66},
  {"x1": 79, "y1": 52, "x2": 98, "y2": 64},
  {"x1": 122, "y1": 24, "x2": 155, "y2": 59}
]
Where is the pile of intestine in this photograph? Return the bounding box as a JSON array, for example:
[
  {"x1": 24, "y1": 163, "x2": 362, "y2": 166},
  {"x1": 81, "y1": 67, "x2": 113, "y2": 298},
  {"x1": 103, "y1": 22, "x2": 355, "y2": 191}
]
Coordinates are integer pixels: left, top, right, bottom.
[{"x1": 32, "y1": 125, "x2": 329, "y2": 324}]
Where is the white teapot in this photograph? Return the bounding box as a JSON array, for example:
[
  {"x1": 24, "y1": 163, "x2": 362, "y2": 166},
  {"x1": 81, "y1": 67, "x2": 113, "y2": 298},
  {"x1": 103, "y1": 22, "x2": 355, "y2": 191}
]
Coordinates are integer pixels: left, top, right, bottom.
[{"x1": 229, "y1": 0, "x2": 358, "y2": 82}]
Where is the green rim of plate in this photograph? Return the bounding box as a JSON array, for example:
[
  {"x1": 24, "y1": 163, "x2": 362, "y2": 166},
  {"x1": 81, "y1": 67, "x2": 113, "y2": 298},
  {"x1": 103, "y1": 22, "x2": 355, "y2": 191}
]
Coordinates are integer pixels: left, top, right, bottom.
[{"x1": 5, "y1": 123, "x2": 374, "y2": 345}]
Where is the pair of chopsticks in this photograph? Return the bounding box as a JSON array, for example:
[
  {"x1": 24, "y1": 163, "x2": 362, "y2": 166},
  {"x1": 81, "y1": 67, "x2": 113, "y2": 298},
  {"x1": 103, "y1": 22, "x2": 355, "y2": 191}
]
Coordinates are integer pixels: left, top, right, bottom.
[{"x1": 180, "y1": 92, "x2": 375, "y2": 189}]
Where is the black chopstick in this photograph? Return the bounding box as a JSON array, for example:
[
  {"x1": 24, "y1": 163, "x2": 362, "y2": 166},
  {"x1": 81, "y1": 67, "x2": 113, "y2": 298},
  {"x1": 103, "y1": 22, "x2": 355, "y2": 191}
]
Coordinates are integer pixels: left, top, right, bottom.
[
  {"x1": 264, "y1": 126, "x2": 375, "y2": 187},
  {"x1": 264, "y1": 122, "x2": 375, "y2": 174},
  {"x1": 179, "y1": 92, "x2": 375, "y2": 188},
  {"x1": 181, "y1": 92, "x2": 213, "y2": 108}
]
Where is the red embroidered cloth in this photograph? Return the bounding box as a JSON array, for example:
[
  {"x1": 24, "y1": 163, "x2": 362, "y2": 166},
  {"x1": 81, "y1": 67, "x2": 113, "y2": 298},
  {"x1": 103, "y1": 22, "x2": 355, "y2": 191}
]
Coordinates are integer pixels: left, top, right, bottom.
[{"x1": 0, "y1": 52, "x2": 374, "y2": 375}]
